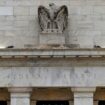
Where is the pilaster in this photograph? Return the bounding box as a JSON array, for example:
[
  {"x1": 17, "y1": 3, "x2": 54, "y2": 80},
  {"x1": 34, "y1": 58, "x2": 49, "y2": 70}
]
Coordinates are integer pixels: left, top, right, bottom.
[
  {"x1": 71, "y1": 87, "x2": 96, "y2": 105},
  {"x1": 8, "y1": 88, "x2": 32, "y2": 105}
]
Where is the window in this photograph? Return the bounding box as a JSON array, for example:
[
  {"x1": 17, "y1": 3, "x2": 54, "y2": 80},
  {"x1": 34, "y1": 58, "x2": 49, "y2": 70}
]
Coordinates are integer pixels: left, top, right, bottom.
[
  {"x1": 99, "y1": 101, "x2": 105, "y2": 105},
  {"x1": 0, "y1": 101, "x2": 7, "y2": 105},
  {"x1": 36, "y1": 101, "x2": 69, "y2": 105}
]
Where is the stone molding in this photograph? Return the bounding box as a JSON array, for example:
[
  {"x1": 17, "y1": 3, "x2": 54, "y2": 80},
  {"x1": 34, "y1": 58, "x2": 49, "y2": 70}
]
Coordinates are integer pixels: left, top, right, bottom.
[
  {"x1": 71, "y1": 87, "x2": 96, "y2": 93},
  {"x1": 8, "y1": 87, "x2": 33, "y2": 93},
  {"x1": 73, "y1": 93, "x2": 94, "y2": 98},
  {"x1": 0, "y1": 49, "x2": 104, "y2": 58},
  {"x1": 10, "y1": 93, "x2": 31, "y2": 98},
  {"x1": 71, "y1": 87, "x2": 96, "y2": 98}
]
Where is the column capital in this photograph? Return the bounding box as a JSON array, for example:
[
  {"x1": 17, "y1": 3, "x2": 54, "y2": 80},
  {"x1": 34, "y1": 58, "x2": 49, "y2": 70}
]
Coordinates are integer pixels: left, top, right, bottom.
[
  {"x1": 8, "y1": 87, "x2": 33, "y2": 93},
  {"x1": 71, "y1": 87, "x2": 96, "y2": 93}
]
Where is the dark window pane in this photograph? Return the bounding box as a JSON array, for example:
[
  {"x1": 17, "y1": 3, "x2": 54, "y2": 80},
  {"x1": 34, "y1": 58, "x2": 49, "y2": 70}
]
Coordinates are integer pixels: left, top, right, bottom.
[
  {"x1": 0, "y1": 101, "x2": 7, "y2": 105},
  {"x1": 37, "y1": 101, "x2": 69, "y2": 105}
]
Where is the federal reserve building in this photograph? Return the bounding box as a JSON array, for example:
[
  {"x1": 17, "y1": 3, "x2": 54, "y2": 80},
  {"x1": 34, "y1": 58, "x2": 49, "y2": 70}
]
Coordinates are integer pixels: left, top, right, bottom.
[{"x1": 0, "y1": 0, "x2": 105, "y2": 105}]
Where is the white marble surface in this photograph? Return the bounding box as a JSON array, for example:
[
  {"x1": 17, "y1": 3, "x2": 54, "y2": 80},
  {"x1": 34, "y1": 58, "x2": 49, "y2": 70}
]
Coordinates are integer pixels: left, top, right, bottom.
[
  {"x1": 0, "y1": 66, "x2": 105, "y2": 87},
  {"x1": 40, "y1": 33, "x2": 65, "y2": 45},
  {"x1": 72, "y1": 88, "x2": 95, "y2": 105},
  {"x1": 1, "y1": 0, "x2": 105, "y2": 48},
  {"x1": 10, "y1": 93, "x2": 31, "y2": 105},
  {"x1": 74, "y1": 93, "x2": 94, "y2": 105},
  {"x1": 9, "y1": 88, "x2": 32, "y2": 105},
  {"x1": 0, "y1": 7, "x2": 13, "y2": 15}
]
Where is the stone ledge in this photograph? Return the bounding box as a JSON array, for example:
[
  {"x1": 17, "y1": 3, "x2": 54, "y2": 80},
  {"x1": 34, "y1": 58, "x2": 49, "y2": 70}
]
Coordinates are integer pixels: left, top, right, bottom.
[{"x1": 0, "y1": 48, "x2": 104, "y2": 58}]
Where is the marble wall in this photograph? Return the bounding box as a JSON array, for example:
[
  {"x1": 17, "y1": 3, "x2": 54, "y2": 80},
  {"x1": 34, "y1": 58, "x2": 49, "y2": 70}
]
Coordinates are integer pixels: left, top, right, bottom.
[{"x1": 0, "y1": 0, "x2": 105, "y2": 48}]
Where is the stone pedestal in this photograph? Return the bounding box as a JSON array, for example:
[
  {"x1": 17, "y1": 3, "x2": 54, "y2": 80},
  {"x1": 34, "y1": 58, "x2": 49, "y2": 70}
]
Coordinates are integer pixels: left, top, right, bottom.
[
  {"x1": 71, "y1": 88, "x2": 96, "y2": 105},
  {"x1": 39, "y1": 33, "x2": 65, "y2": 45},
  {"x1": 8, "y1": 88, "x2": 32, "y2": 105}
]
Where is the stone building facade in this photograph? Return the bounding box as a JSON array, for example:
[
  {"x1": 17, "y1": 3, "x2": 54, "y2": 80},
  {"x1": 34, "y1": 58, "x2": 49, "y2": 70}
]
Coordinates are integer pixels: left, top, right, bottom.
[{"x1": 0, "y1": 0, "x2": 105, "y2": 105}]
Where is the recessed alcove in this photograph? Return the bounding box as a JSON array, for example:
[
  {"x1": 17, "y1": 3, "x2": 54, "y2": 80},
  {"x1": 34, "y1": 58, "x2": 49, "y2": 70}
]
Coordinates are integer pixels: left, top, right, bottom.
[
  {"x1": 31, "y1": 88, "x2": 73, "y2": 101},
  {"x1": 94, "y1": 88, "x2": 105, "y2": 101}
]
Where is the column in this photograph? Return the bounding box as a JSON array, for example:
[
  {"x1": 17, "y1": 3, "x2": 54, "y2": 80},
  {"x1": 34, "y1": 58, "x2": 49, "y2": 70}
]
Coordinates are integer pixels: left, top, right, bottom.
[
  {"x1": 69, "y1": 101, "x2": 73, "y2": 105},
  {"x1": 71, "y1": 87, "x2": 96, "y2": 105},
  {"x1": 31, "y1": 101, "x2": 36, "y2": 105},
  {"x1": 8, "y1": 88, "x2": 32, "y2": 105}
]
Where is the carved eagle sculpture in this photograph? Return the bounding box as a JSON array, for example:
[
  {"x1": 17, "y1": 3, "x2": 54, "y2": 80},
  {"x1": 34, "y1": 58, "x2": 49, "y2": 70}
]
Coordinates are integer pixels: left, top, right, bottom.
[{"x1": 38, "y1": 3, "x2": 68, "y2": 33}]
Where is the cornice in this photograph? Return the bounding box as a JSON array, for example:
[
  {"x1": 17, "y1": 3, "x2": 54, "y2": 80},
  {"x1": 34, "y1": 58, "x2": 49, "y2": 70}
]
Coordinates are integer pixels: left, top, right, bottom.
[{"x1": 0, "y1": 48, "x2": 104, "y2": 59}]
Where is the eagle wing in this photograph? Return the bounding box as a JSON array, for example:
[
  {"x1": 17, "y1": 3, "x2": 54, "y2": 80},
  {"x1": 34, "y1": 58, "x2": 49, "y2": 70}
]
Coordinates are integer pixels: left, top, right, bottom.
[
  {"x1": 54, "y1": 5, "x2": 68, "y2": 32},
  {"x1": 38, "y1": 6, "x2": 51, "y2": 31}
]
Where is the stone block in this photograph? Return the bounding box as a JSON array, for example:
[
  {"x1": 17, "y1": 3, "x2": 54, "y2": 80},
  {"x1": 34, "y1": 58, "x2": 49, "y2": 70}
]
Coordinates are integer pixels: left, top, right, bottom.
[
  {"x1": 39, "y1": 33, "x2": 65, "y2": 45},
  {"x1": 0, "y1": 7, "x2": 13, "y2": 15},
  {"x1": 14, "y1": 7, "x2": 30, "y2": 16},
  {"x1": 14, "y1": 21, "x2": 29, "y2": 27},
  {"x1": 94, "y1": 6, "x2": 105, "y2": 14}
]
